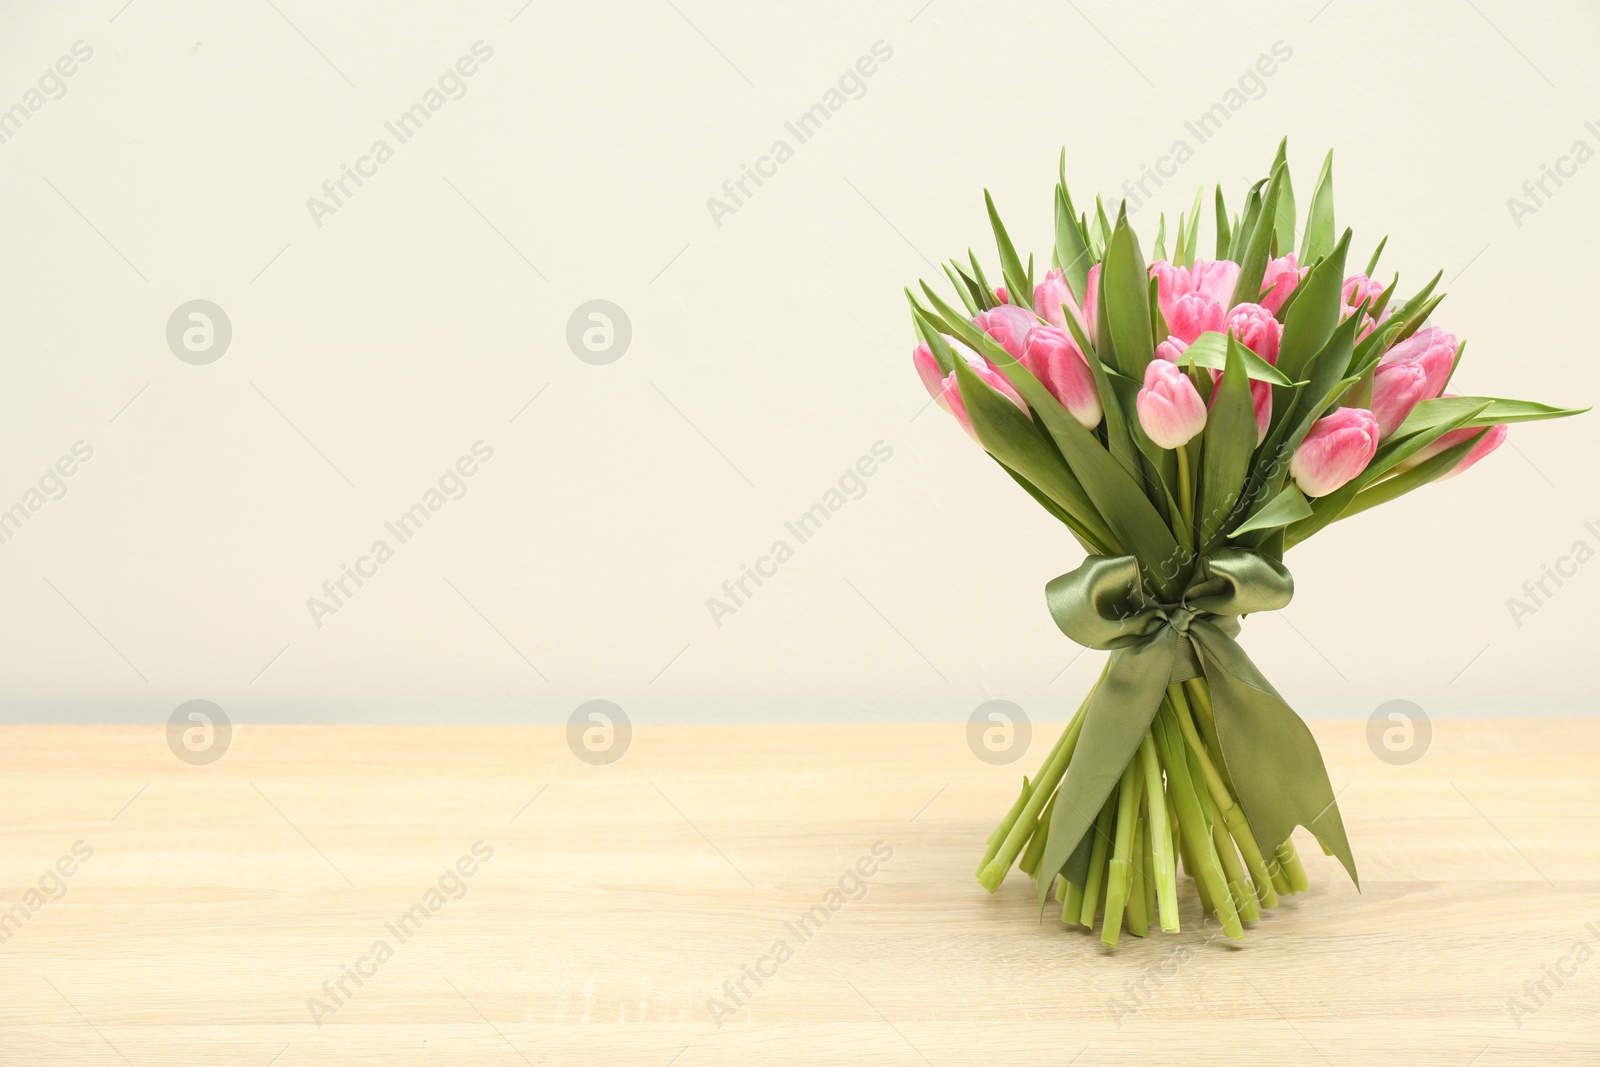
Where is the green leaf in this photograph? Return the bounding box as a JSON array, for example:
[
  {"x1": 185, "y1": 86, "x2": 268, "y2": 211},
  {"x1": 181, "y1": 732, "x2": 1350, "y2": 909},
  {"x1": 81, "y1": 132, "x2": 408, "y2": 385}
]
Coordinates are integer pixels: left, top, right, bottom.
[
  {"x1": 1174, "y1": 331, "x2": 1294, "y2": 386},
  {"x1": 942, "y1": 264, "x2": 981, "y2": 317},
  {"x1": 1364, "y1": 236, "x2": 1388, "y2": 278},
  {"x1": 984, "y1": 190, "x2": 1032, "y2": 311},
  {"x1": 1102, "y1": 207, "x2": 1155, "y2": 379},
  {"x1": 1338, "y1": 432, "x2": 1488, "y2": 520},
  {"x1": 1183, "y1": 185, "x2": 1203, "y2": 268},
  {"x1": 1198, "y1": 337, "x2": 1258, "y2": 548},
  {"x1": 1229, "y1": 165, "x2": 1287, "y2": 308},
  {"x1": 1054, "y1": 162, "x2": 1093, "y2": 303},
  {"x1": 1270, "y1": 137, "x2": 1295, "y2": 255},
  {"x1": 1229, "y1": 179, "x2": 1266, "y2": 263},
  {"x1": 1152, "y1": 213, "x2": 1168, "y2": 262},
  {"x1": 949, "y1": 331, "x2": 1186, "y2": 600},
  {"x1": 1365, "y1": 403, "x2": 1490, "y2": 482},
  {"x1": 1282, "y1": 404, "x2": 1488, "y2": 548},
  {"x1": 1393, "y1": 396, "x2": 1591, "y2": 437},
  {"x1": 1299, "y1": 150, "x2": 1335, "y2": 265},
  {"x1": 967, "y1": 251, "x2": 999, "y2": 310},
  {"x1": 914, "y1": 282, "x2": 1153, "y2": 553},
  {"x1": 909, "y1": 301, "x2": 955, "y2": 377},
  {"x1": 1213, "y1": 186, "x2": 1230, "y2": 260},
  {"x1": 1092, "y1": 196, "x2": 1112, "y2": 256},
  {"x1": 950, "y1": 351, "x2": 1109, "y2": 547},
  {"x1": 1230, "y1": 484, "x2": 1311, "y2": 536}
]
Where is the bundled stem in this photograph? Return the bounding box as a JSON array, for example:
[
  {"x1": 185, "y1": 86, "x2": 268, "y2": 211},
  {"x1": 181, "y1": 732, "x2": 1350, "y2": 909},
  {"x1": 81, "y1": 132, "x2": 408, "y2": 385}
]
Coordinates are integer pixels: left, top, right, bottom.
[{"x1": 979, "y1": 673, "x2": 1312, "y2": 942}]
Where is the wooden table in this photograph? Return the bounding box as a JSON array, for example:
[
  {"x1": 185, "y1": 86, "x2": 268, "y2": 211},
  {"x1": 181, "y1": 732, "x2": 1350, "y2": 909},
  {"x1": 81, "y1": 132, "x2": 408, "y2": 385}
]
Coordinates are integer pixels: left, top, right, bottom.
[{"x1": 1, "y1": 720, "x2": 1596, "y2": 1065}]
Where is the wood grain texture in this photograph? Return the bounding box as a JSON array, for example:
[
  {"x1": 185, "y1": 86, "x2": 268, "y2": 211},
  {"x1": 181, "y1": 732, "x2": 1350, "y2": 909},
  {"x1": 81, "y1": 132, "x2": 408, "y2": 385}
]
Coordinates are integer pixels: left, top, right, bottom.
[{"x1": 0, "y1": 719, "x2": 1597, "y2": 1066}]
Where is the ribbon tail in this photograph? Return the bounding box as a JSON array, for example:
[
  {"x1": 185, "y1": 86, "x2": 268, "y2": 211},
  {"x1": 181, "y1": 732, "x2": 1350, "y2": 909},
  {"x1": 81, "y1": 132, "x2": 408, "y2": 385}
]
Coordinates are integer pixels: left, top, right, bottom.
[
  {"x1": 1034, "y1": 629, "x2": 1179, "y2": 911},
  {"x1": 1192, "y1": 623, "x2": 1360, "y2": 890}
]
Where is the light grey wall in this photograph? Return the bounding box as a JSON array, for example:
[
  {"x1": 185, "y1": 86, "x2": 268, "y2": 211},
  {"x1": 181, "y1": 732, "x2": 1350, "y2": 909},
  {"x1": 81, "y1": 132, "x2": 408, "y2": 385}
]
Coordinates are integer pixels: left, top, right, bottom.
[{"x1": 1, "y1": 0, "x2": 1595, "y2": 724}]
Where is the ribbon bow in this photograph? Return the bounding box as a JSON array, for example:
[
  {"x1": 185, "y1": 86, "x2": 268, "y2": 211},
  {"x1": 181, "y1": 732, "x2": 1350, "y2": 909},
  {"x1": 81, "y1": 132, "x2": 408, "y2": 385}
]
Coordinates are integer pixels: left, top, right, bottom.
[{"x1": 1033, "y1": 548, "x2": 1357, "y2": 908}]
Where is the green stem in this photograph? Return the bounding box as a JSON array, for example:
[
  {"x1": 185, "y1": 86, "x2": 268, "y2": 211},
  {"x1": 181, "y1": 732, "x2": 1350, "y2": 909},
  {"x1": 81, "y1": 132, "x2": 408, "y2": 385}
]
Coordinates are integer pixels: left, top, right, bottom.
[
  {"x1": 1154, "y1": 703, "x2": 1243, "y2": 939},
  {"x1": 1060, "y1": 875, "x2": 1085, "y2": 927},
  {"x1": 1100, "y1": 760, "x2": 1141, "y2": 947},
  {"x1": 975, "y1": 775, "x2": 1033, "y2": 876},
  {"x1": 1078, "y1": 792, "x2": 1117, "y2": 928},
  {"x1": 1176, "y1": 443, "x2": 1195, "y2": 540},
  {"x1": 1127, "y1": 811, "x2": 1150, "y2": 938},
  {"x1": 977, "y1": 669, "x2": 1104, "y2": 891},
  {"x1": 1278, "y1": 841, "x2": 1311, "y2": 894},
  {"x1": 1138, "y1": 731, "x2": 1179, "y2": 932},
  {"x1": 1018, "y1": 791, "x2": 1057, "y2": 877},
  {"x1": 1168, "y1": 683, "x2": 1279, "y2": 910}
]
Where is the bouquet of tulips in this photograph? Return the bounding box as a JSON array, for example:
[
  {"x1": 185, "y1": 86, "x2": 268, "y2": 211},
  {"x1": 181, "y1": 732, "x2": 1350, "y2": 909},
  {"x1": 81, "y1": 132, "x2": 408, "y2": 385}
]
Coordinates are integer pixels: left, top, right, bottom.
[{"x1": 907, "y1": 141, "x2": 1585, "y2": 944}]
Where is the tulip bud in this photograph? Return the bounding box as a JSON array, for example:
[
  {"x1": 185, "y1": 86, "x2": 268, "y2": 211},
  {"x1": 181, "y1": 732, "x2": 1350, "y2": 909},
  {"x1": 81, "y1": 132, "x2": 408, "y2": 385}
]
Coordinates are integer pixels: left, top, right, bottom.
[
  {"x1": 973, "y1": 304, "x2": 1037, "y2": 359},
  {"x1": 1370, "y1": 359, "x2": 1433, "y2": 439},
  {"x1": 941, "y1": 354, "x2": 1029, "y2": 443},
  {"x1": 1224, "y1": 302, "x2": 1282, "y2": 364},
  {"x1": 994, "y1": 286, "x2": 1010, "y2": 305},
  {"x1": 1137, "y1": 359, "x2": 1207, "y2": 448},
  {"x1": 1393, "y1": 394, "x2": 1509, "y2": 480},
  {"x1": 912, "y1": 342, "x2": 945, "y2": 402},
  {"x1": 1259, "y1": 254, "x2": 1305, "y2": 315},
  {"x1": 1081, "y1": 263, "x2": 1102, "y2": 347},
  {"x1": 1290, "y1": 407, "x2": 1379, "y2": 497},
  {"x1": 1032, "y1": 268, "x2": 1088, "y2": 334},
  {"x1": 1167, "y1": 292, "x2": 1227, "y2": 347},
  {"x1": 1437, "y1": 423, "x2": 1508, "y2": 480},
  {"x1": 1341, "y1": 273, "x2": 1385, "y2": 313},
  {"x1": 1379, "y1": 326, "x2": 1457, "y2": 402},
  {"x1": 1151, "y1": 258, "x2": 1241, "y2": 322},
  {"x1": 1249, "y1": 380, "x2": 1272, "y2": 445},
  {"x1": 1021, "y1": 325, "x2": 1102, "y2": 428}
]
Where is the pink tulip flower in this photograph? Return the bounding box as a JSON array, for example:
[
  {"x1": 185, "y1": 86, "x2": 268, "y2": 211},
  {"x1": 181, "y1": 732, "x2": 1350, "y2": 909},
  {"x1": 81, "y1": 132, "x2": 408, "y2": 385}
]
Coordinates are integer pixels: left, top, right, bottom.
[
  {"x1": 994, "y1": 286, "x2": 1010, "y2": 305},
  {"x1": 1393, "y1": 394, "x2": 1509, "y2": 479},
  {"x1": 1370, "y1": 360, "x2": 1434, "y2": 439},
  {"x1": 1340, "y1": 273, "x2": 1390, "y2": 339},
  {"x1": 1137, "y1": 359, "x2": 1207, "y2": 448},
  {"x1": 941, "y1": 353, "x2": 1028, "y2": 443},
  {"x1": 1225, "y1": 302, "x2": 1283, "y2": 364},
  {"x1": 1033, "y1": 268, "x2": 1090, "y2": 336},
  {"x1": 1260, "y1": 254, "x2": 1306, "y2": 315},
  {"x1": 1290, "y1": 407, "x2": 1379, "y2": 497},
  {"x1": 1152, "y1": 258, "x2": 1241, "y2": 323},
  {"x1": 1435, "y1": 423, "x2": 1508, "y2": 480},
  {"x1": 1154, "y1": 292, "x2": 1223, "y2": 363},
  {"x1": 913, "y1": 342, "x2": 946, "y2": 401},
  {"x1": 1021, "y1": 325, "x2": 1102, "y2": 428},
  {"x1": 974, "y1": 304, "x2": 1037, "y2": 359},
  {"x1": 1081, "y1": 262, "x2": 1102, "y2": 347},
  {"x1": 1380, "y1": 327, "x2": 1457, "y2": 402}
]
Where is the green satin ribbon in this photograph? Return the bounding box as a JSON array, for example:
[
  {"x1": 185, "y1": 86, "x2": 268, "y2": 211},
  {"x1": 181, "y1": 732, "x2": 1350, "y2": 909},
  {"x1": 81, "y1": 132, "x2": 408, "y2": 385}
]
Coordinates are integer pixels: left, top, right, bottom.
[{"x1": 1033, "y1": 548, "x2": 1358, "y2": 909}]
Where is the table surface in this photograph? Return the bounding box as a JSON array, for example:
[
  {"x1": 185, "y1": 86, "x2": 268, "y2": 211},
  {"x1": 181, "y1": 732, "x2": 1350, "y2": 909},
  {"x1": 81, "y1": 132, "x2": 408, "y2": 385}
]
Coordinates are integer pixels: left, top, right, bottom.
[{"x1": 1, "y1": 719, "x2": 1597, "y2": 1066}]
